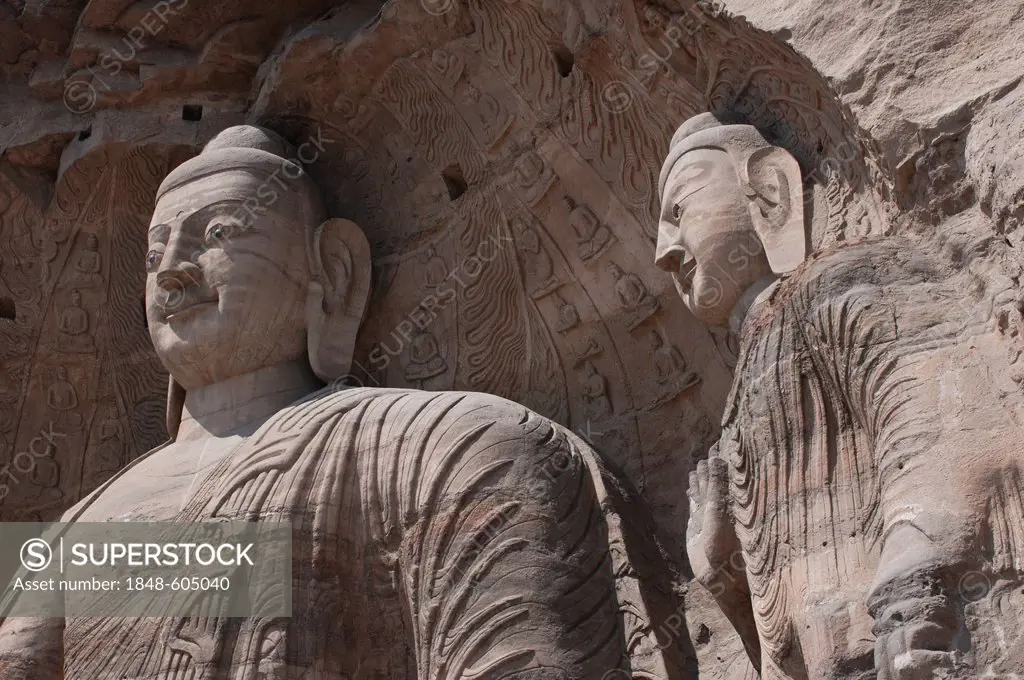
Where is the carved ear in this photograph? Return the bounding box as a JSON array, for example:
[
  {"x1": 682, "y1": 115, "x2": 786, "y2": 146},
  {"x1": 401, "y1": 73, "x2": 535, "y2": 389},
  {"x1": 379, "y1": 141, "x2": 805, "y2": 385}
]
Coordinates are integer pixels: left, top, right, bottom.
[
  {"x1": 306, "y1": 218, "x2": 372, "y2": 383},
  {"x1": 743, "y1": 147, "x2": 806, "y2": 274}
]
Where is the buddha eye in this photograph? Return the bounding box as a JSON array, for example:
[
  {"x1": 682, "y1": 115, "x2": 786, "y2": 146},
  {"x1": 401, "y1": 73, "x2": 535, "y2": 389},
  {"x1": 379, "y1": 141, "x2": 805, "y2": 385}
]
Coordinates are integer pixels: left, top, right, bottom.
[
  {"x1": 145, "y1": 247, "x2": 163, "y2": 272},
  {"x1": 205, "y1": 222, "x2": 237, "y2": 245}
]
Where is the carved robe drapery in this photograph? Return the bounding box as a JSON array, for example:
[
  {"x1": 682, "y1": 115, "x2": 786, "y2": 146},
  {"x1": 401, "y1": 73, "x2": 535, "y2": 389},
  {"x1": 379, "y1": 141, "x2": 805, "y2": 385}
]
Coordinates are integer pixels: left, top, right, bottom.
[
  {"x1": 716, "y1": 236, "x2": 1024, "y2": 677},
  {"x1": 54, "y1": 387, "x2": 687, "y2": 679}
]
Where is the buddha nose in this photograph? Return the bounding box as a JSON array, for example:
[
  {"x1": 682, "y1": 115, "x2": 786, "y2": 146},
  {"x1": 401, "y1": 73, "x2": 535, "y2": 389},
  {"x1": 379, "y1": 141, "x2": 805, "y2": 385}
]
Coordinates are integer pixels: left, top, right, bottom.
[
  {"x1": 655, "y1": 244, "x2": 684, "y2": 274},
  {"x1": 156, "y1": 231, "x2": 204, "y2": 292},
  {"x1": 655, "y1": 219, "x2": 686, "y2": 273},
  {"x1": 655, "y1": 233, "x2": 691, "y2": 274},
  {"x1": 156, "y1": 261, "x2": 203, "y2": 293},
  {"x1": 654, "y1": 227, "x2": 696, "y2": 296}
]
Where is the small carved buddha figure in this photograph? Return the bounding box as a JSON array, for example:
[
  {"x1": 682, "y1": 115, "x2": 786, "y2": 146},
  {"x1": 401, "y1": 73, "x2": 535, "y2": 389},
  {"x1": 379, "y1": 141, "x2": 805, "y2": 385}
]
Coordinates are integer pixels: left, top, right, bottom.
[
  {"x1": 72, "y1": 234, "x2": 102, "y2": 286},
  {"x1": 422, "y1": 244, "x2": 448, "y2": 289},
  {"x1": 0, "y1": 125, "x2": 687, "y2": 680},
  {"x1": 87, "y1": 417, "x2": 125, "y2": 489},
  {"x1": 649, "y1": 330, "x2": 699, "y2": 404},
  {"x1": 555, "y1": 296, "x2": 580, "y2": 333},
  {"x1": 430, "y1": 48, "x2": 463, "y2": 93},
  {"x1": 658, "y1": 112, "x2": 1024, "y2": 679},
  {"x1": 57, "y1": 289, "x2": 95, "y2": 353},
  {"x1": 463, "y1": 83, "x2": 509, "y2": 147},
  {"x1": 37, "y1": 222, "x2": 61, "y2": 270},
  {"x1": 607, "y1": 262, "x2": 659, "y2": 330},
  {"x1": 26, "y1": 444, "x2": 61, "y2": 507},
  {"x1": 7, "y1": 418, "x2": 63, "y2": 517},
  {"x1": 46, "y1": 366, "x2": 83, "y2": 430},
  {"x1": 563, "y1": 196, "x2": 613, "y2": 262},
  {"x1": 514, "y1": 219, "x2": 557, "y2": 295},
  {"x1": 579, "y1": 360, "x2": 612, "y2": 421},
  {"x1": 403, "y1": 326, "x2": 447, "y2": 385},
  {"x1": 572, "y1": 332, "x2": 602, "y2": 365},
  {"x1": 513, "y1": 150, "x2": 555, "y2": 205}
]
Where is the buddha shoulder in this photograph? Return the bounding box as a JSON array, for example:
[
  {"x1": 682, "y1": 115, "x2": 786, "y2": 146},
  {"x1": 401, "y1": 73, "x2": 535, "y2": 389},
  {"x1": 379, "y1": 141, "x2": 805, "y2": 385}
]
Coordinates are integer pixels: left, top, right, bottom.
[
  {"x1": 287, "y1": 387, "x2": 583, "y2": 506},
  {"x1": 297, "y1": 386, "x2": 570, "y2": 450}
]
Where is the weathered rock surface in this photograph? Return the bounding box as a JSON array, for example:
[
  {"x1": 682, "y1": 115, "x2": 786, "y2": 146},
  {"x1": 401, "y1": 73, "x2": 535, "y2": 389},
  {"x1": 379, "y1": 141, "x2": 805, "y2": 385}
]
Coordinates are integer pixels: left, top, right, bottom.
[
  {"x1": 724, "y1": 0, "x2": 1024, "y2": 231},
  {"x1": 0, "y1": 0, "x2": 1020, "y2": 677}
]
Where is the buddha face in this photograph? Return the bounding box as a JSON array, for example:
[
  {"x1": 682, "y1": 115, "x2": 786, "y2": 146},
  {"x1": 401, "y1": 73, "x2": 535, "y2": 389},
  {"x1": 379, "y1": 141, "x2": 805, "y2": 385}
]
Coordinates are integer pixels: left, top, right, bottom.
[
  {"x1": 146, "y1": 173, "x2": 311, "y2": 390},
  {"x1": 655, "y1": 148, "x2": 773, "y2": 327}
]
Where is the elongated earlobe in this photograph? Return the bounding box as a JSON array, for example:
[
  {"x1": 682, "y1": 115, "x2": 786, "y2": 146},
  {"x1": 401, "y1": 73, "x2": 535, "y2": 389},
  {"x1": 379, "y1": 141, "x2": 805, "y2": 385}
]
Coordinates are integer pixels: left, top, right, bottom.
[
  {"x1": 306, "y1": 218, "x2": 372, "y2": 382},
  {"x1": 743, "y1": 147, "x2": 806, "y2": 274}
]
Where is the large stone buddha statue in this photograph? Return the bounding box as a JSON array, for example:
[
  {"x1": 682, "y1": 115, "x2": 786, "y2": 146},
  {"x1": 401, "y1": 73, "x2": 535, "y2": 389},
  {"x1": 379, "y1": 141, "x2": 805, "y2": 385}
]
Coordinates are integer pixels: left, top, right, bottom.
[
  {"x1": 0, "y1": 126, "x2": 690, "y2": 679},
  {"x1": 657, "y1": 114, "x2": 1024, "y2": 678}
]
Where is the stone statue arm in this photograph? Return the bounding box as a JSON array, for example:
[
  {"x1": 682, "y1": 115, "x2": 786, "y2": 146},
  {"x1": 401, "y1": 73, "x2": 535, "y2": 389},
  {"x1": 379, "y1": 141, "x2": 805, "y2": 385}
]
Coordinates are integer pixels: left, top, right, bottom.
[
  {"x1": 686, "y1": 444, "x2": 761, "y2": 671},
  {"x1": 0, "y1": 536, "x2": 67, "y2": 679},
  {"x1": 366, "y1": 393, "x2": 691, "y2": 678},
  {"x1": 793, "y1": 249, "x2": 1003, "y2": 677},
  {"x1": 0, "y1": 492, "x2": 105, "y2": 679},
  {"x1": 857, "y1": 316, "x2": 1008, "y2": 678},
  {"x1": 0, "y1": 617, "x2": 64, "y2": 680}
]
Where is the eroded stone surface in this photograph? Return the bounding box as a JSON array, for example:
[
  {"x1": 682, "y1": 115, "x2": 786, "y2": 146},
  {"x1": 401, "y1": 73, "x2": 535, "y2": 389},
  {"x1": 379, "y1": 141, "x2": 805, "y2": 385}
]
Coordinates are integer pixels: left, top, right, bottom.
[
  {"x1": 659, "y1": 112, "x2": 1024, "y2": 679},
  {"x1": 0, "y1": 124, "x2": 694, "y2": 679},
  {"x1": 0, "y1": 0, "x2": 1021, "y2": 677}
]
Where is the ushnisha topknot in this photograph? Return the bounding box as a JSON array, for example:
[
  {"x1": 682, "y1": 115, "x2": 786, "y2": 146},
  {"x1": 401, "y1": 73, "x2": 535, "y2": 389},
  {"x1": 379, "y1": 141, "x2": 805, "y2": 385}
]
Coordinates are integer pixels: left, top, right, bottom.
[
  {"x1": 155, "y1": 124, "x2": 326, "y2": 228},
  {"x1": 658, "y1": 113, "x2": 778, "y2": 200},
  {"x1": 202, "y1": 125, "x2": 295, "y2": 157}
]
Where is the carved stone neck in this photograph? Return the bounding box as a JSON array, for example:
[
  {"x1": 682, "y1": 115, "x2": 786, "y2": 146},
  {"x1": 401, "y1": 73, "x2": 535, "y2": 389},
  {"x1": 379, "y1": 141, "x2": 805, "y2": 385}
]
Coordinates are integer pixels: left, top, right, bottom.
[
  {"x1": 729, "y1": 275, "x2": 779, "y2": 338},
  {"x1": 177, "y1": 360, "x2": 321, "y2": 440}
]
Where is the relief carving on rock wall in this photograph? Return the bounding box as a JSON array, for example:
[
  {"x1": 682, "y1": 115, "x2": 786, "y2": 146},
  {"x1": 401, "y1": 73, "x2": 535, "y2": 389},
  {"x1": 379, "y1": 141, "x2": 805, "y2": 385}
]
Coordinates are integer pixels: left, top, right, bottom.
[
  {"x1": 656, "y1": 107, "x2": 1024, "y2": 680},
  {"x1": 248, "y1": 0, "x2": 739, "y2": 555},
  {"x1": 0, "y1": 143, "x2": 187, "y2": 521},
  {"x1": 0, "y1": 124, "x2": 696, "y2": 680},
  {"x1": 0, "y1": 0, "x2": 1022, "y2": 677}
]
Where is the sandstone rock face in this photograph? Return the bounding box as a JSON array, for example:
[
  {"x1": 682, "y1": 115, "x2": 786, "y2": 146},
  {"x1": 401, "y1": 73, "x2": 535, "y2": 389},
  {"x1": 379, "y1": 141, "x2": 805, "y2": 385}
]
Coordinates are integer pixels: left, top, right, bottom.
[
  {"x1": 0, "y1": 0, "x2": 1020, "y2": 677},
  {"x1": 722, "y1": 2, "x2": 1023, "y2": 159},
  {"x1": 657, "y1": 111, "x2": 1024, "y2": 679},
  {"x1": 0, "y1": 124, "x2": 694, "y2": 679}
]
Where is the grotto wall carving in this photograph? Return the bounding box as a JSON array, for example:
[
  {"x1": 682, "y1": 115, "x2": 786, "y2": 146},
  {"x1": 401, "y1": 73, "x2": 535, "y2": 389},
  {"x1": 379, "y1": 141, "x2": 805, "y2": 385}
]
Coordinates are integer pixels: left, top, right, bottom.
[
  {"x1": 0, "y1": 0, "x2": 1022, "y2": 677},
  {"x1": 658, "y1": 112, "x2": 1024, "y2": 679},
  {"x1": 0, "y1": 122, "x2": 695, "y2": 680}
]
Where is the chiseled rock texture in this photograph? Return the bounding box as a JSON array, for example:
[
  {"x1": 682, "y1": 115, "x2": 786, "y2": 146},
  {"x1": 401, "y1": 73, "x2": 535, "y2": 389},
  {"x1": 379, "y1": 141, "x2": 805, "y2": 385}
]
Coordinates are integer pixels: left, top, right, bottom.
[
  {"x1": 724, "y1": 0, "x2": 1024, "y2": 232},
  {"x1": 0, "y1": 0, "x2": 1021, "y2": 677}
]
